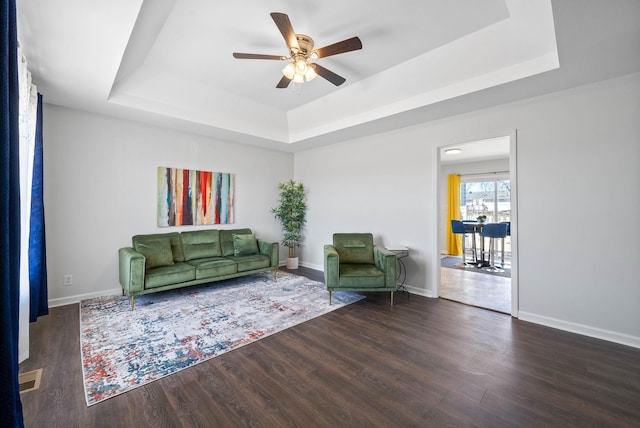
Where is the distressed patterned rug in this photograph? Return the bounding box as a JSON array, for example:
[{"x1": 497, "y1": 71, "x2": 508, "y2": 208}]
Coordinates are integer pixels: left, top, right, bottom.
[{"x1": 80, "y1": 272, "x2": 363, "y2": 406}]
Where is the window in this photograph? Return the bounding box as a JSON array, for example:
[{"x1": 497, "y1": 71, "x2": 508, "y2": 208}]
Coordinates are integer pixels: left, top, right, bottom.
[
  {"x1": 460, "y1": 175, "x2": 511, "y2": 263},
  {"x1": 460, "y1": 176, "x2": 510, "y2": 223}
]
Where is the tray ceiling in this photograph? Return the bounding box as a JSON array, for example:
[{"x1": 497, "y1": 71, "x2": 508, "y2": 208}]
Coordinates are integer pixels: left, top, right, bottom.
[{"x1": 16, "y1": 0, "x2": 640, "y2": 151}]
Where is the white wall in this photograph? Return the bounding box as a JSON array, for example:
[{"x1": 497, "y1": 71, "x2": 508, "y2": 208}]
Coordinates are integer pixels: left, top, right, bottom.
[
  {"x1": 43, "y1": 105, "x2": 293, "y2": 306},
  {"x1": 42, "y1": 73, "x2": 640, "y2": 348},
  {"x1": 295, "y1": 72, "x2": 640, "y2": 347}
]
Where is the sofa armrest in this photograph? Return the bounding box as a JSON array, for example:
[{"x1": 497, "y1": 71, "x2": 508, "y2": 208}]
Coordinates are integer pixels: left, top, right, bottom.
[
  {"x1": 324, "y1": 245, "x2": 340, "y2": 287},
  {"x1": 119, "y1": 247, "x2": 145, "y2": 295},
  {"x1": 258, "y1": 239, "x2": 279, "y2": 268},
  {"x1": 374, "y1": 246, "x2": 397, "y2": 288}
]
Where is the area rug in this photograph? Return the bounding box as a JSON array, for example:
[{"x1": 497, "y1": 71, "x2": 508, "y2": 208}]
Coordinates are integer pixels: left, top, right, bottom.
[
  {"x1": 80, "y1": 272, "x2": 363, "y2": 406},
  {"x1": 440, "y1": 256, "x2": 510, "y2": 278}
]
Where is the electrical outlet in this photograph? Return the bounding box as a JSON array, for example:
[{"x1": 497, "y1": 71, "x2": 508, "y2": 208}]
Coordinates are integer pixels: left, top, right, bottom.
[{"x1": 63, "y1": 274, "x2": 73, "y2": 286}]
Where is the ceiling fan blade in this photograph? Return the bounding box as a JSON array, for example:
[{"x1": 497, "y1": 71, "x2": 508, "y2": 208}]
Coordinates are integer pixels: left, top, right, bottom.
[
  {"x1": 276, "y1": 76, "x2": 292, "y2": 88},
  {"x1": 233, "y1": 53, "x2": 285, "y2": 60},
  {"x1": 314, "y1": 36, "x2": 362, "y2": 58},
  {"x1": 311, "y1": 63, "x2": 346, "y2": 86},
  {"x1": 270, "y1": 12, "x2": 299, "y2": 51}
]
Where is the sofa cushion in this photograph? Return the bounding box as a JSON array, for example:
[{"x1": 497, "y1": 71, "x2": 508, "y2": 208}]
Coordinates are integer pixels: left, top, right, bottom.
[
  {"x1": 227, "y1": 254, "x2": 271, "y2": 272},
  {"x1": 181, "y1": 230, "x2": 222, "y2": 261},
  {"x1": 333, "y1": 233, "x2": 375, "y2": 264},
  {"x1": 134, "y1": 237, "x2": 175, "y2": 269},
  {"x1": 186, "y1": 257, "x2": 238, "y2": 279},
  {"x1": 133, "y1": 232, "x2": 185, "y2": 262},
  {"x1": 220, "y1": 228, "x2": 253, "y2": 256},
  {"x1": 144, "y1": 262, "x2": 196, "y2": 289},
  {"x1": 233, "y1": 233, "x2": 259, "y2": 256}
]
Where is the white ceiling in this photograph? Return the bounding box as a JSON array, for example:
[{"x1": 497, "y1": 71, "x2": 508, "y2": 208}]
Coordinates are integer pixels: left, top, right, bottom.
[
  {"x1": 15, "y1": 0, "x2": 640, "y2": 153},
  {"x1": 440, "y1": 136, "x2": 510, "y2": 165}
]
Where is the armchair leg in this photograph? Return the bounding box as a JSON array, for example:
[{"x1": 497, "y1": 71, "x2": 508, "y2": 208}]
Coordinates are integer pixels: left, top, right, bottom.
[
  {"x1": 390, "y1": 291, "x2": 394, "y2": 306},
  {"x1": 329, "y1": 290, "x2": 332, "y2": 305},
  {"x1": 130, "y1": 295, "x2": 135, "y2": 311},
  {"x1": 273, "y1": 269, "x2": 277, "y2": 282}
]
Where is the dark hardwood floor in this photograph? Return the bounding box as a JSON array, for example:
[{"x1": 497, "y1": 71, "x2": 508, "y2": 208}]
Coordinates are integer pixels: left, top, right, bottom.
[{"x1": 19, "y1": 267, "x2": 640, "y2": 427}]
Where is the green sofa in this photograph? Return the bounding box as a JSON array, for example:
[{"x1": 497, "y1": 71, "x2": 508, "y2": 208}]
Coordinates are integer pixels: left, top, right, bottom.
[
  {"x1": 324, "y1": 233, "x2": 397, "y2": 305},
  {"x1": 119, "y1": 228, "x2": 278, "y2": 309}
]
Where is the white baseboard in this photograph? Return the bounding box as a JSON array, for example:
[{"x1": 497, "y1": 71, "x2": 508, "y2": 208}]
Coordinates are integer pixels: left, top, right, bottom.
[
  {"x1": 298, "y1": 261, "x2": 323, "y2": 271},
  {"x1": 49, "y1": 288, "x2": 122, "y2": 308},
  {"x1": 402, "y1": 285, "x2": 437, "y2": 298},
  {"x1": 297, "y1": 261, "x2": 638, "y2": 349},
  {"x1": 519, "y1": 311, "x2": 640, "y2": 349}
]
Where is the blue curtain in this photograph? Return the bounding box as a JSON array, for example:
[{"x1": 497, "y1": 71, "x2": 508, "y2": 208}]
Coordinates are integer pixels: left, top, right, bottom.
[
  {"x1": 29, "y1": 92, "x2": 47, "y2": 322},
  {"x1": 0, "y1": 0, "x2": 25, "y2": 426}
]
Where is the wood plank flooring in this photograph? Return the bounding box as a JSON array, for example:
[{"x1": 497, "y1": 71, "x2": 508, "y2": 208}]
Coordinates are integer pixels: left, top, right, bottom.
[{"x1": 19, "y1": 267, "x2": 640, "y2": 427}]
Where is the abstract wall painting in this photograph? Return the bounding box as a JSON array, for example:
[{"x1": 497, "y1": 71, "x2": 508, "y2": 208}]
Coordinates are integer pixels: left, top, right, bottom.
[{"x1": 157, "y1": 167, "x2": 234, "y2": 227}]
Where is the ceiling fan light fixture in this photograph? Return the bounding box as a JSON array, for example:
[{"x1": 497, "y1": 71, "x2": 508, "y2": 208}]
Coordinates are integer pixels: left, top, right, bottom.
[
  {"x1": 295, "y1": 59, "x2": 307, "y2": 72},
  {"x1": 234, "y1": 12, "x2": 363, "y2": 88},
  {"x1": 304, "y1": 66, "x2": 317, "y2": 81},
  {"x1": 283, "y1": 57, "x2": 317, "y2": 83},
  {"x1": 282, "y1": 63, "x2": 295, "y2": 79}
]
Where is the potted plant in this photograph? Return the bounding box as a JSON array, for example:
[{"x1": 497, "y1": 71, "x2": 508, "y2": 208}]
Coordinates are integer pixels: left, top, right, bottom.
[{"x1": 271, "y1": 180, "x2": 307, "y2": 269}]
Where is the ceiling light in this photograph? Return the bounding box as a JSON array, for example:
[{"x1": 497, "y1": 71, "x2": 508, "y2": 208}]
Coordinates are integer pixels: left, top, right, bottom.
[
  {"x1": 304, "y1": 66, "x2": 317, "y2": 81},
  {"x1": 282, "y1": 56, "x2": 317, "y2": 83},
  {"x1": 282, "y1": 63, "x2": 295, "y2": 80},
  {"x1": 445, "y1": 148, "x2": 462, "y2": 155}
]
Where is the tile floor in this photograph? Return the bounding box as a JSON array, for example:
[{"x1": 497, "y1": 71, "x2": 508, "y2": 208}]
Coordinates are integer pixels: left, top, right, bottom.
[{"x1": 440, "y1": 265, "x2": 511, "y2": 314}]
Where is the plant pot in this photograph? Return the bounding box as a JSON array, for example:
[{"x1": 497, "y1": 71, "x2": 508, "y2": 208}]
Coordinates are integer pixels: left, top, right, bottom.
[{"x1": 286, "y1": 256, "x2": 299, "y2": 270}]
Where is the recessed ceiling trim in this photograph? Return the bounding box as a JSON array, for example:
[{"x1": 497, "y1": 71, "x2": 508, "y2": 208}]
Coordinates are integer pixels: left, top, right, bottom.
[{"x1": 288, "y1": 0, "x2": 558, "y2": 143}]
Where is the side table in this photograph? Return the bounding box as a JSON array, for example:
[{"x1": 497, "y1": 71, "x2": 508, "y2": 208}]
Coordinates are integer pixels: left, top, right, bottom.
[{"x1": 385, "y1": 246, "x2": 409, "y2": 296}]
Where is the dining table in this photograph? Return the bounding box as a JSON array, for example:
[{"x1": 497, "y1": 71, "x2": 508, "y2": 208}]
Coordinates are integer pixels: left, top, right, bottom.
[{"x1": 461, "y1": 221, "x2": 490, "y2": 267}]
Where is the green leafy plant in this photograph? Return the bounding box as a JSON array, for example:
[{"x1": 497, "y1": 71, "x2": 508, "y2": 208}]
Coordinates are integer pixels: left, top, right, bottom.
[
  {"x1": 271, "y1": 180, "x2": 307, "y2": 258},
  {"x1": 476, "y1": 215, "x2": 487, "y2": 223}
]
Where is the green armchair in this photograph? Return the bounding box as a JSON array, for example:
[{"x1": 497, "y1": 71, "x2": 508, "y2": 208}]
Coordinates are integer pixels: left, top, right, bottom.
[{"x1": 324, "y1": 233, "x2": 397, "y2": 305}]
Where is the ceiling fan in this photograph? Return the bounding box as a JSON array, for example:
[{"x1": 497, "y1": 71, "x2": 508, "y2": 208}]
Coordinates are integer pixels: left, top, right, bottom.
[{"x1": 233, "y1": 12, "x2": 362, "y2": 88}]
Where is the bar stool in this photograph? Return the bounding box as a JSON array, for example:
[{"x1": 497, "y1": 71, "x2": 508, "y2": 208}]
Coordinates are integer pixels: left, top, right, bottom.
[
  {"x1": 451, "y1": 220, "x2": 476, "y2": 268},
  {"x1": 499, "y1": 221, "x2": 511, "y2": 267},
  {"x1": 480, "y1": 223, "x2": 508, "y2": 272},
  {"x1": 462, "y1": 220, "x2": 479, "y2": 263}
]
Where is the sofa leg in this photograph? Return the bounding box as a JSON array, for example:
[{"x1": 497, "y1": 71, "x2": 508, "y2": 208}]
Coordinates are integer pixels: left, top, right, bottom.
[
  {"x1": 390, "y1": 291, "x2": 394, "y2": 306},
  {"x1": 130, "y1": 295, "x2": 135, "y2": 311},
  {"x1": 273, "y1": 269, "x2": 277, "y2": 282},
  {"x1": 329, "y1": 290, "x2": 332, "y2": 305}
]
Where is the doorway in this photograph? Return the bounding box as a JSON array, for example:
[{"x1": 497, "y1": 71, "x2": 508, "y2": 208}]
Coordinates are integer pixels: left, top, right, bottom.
[{"x1": 435, "y1": 133, "x2": 518, "y2": 316}]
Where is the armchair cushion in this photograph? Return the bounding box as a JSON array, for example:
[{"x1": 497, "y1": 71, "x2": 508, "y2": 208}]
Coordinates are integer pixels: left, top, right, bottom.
[
  {"x1": 337, "y1": 264, "x2": 386, "y2": 288},
  {"x1": 333, "y1": 233, "x2": 375, "y2": 264}
]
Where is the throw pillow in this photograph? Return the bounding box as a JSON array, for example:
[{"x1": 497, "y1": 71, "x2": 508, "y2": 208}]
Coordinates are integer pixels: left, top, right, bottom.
[
  {"x1": 232, "y1": 233, "x2": 259, "y2": 256},
  {"x1": 134, "y1": 238, "x2": 175, "y2": 269}
]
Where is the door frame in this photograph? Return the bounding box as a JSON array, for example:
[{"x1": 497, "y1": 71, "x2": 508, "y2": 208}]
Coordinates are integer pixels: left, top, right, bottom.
[{"x1": 432, "y1": 130, "x2": 519, "y2": 317}]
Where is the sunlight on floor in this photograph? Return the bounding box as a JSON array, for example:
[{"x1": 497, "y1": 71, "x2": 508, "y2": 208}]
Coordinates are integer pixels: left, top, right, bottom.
[{"x1": 440, "y1": 267, "x2": 511, "y2": 314}]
